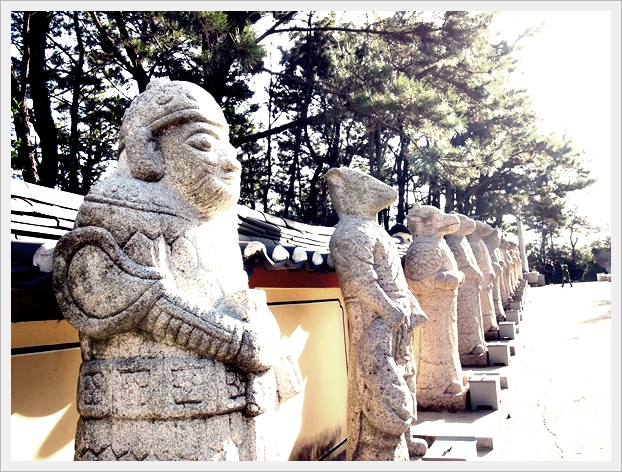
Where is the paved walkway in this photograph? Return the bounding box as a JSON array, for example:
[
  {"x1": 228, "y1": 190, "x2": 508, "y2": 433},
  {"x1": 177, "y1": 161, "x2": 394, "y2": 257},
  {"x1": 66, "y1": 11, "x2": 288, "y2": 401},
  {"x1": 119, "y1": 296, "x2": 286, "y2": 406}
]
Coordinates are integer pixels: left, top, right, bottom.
[{"x1": 479, "y1": 280, "x2": 617, "y2": 464}]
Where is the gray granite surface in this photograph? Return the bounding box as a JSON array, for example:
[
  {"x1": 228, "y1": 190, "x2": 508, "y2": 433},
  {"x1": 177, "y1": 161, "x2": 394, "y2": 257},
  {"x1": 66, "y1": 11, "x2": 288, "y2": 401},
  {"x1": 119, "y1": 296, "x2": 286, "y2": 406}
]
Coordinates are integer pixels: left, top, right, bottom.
[
  {"x1": 404, "y1": 204, "x2": 469, "y2": 412},
  {"x1": 53, "y1": 80, "x2": 302, "y2": 461},
  {"x1": 326, "y1": 167, "x2": 428, "y2": 461}
]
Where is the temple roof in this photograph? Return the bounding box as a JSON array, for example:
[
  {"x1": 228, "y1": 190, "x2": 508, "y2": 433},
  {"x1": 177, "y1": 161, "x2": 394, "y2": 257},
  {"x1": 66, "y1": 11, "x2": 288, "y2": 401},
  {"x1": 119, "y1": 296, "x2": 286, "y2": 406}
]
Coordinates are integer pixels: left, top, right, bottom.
[{"x1": 11, "y1": 179, "x2": 412, "y2": 290}]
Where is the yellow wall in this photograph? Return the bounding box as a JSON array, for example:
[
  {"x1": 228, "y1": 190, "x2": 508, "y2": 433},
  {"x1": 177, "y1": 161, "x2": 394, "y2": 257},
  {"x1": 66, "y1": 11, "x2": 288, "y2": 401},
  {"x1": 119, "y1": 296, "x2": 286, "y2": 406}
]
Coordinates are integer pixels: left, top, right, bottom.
[
  {"x1": 263, "y1": 288, "x2": 348, "y2": 460},
  {"x1": 11, "y1": 287, "x2": 349, "y2": 462}
]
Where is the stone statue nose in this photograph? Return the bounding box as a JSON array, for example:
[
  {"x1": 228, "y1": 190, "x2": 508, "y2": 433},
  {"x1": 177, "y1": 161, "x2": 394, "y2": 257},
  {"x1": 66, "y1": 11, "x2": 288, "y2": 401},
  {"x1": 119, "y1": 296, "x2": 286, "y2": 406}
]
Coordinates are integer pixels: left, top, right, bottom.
[
  {"x1": 222, "y1": 157, "x2": 241, "y2": 173},
  {"x1": 218, "y1": 145, "x2": 241, "y2": 173}
]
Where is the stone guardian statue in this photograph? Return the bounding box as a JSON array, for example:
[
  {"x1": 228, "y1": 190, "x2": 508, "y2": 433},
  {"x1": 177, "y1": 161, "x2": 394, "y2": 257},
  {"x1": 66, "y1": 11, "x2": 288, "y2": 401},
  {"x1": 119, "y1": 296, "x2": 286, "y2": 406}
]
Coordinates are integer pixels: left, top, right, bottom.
[
  {"x1": 445, "y1": 213, "x2": 487, "y2": 367},
  {"x1": 483, "y1": 227, "x2": 506, "y2": 322},
  {"x1": 466, "y1": 220, "x2": 499, "y2": 341},
  {"x1": 53, "y1": 80, "x2": 302, "y2": 461},
  {"x1": 325, "y1": 167, "x2": 428, "y2": 461},
  {"x1": 403, "y1": 204, "x2": 469, "y2": 412}
]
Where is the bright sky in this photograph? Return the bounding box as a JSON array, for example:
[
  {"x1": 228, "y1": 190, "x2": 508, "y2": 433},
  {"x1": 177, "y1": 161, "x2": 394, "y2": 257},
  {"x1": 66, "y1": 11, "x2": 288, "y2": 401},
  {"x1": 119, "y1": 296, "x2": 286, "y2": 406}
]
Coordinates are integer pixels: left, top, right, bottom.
[{"x1": 491, "y1": 10, "x2": 614, "y2": 234}]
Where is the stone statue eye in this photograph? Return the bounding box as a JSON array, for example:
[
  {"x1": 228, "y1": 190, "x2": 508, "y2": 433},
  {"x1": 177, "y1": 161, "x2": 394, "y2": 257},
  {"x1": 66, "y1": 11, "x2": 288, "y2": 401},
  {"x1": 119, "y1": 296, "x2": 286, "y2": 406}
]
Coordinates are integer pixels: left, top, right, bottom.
[
  {"x1": 362, "y1": 176, "x2": 369, "y2": 181},
  {"x1": 186, "y1": 134, "x2": 213, "y2": 151}
]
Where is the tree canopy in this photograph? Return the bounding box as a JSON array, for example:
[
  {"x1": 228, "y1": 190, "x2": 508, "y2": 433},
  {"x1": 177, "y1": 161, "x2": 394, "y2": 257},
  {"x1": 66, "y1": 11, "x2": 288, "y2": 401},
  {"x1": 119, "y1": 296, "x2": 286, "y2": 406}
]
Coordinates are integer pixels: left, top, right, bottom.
[{"x1": 11, "y1": 10, "x2": 595, "y2": 234}]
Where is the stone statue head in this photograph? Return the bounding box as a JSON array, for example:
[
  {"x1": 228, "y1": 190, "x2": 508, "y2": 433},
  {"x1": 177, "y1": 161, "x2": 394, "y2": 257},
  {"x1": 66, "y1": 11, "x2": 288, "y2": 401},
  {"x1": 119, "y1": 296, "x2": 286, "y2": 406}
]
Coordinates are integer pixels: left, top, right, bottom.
[
  {"x1": 115, "y1": 79, "x2": 241, "y2": 218},
  {"x1": 483, "y1": 227, "x2": 501, "y2": 247},
  {"x1": 470, "y1": 220, "x2": 494, "y2": 238},
  {"x1": 324, "y1": 167, "x2": 397, "y2": 218},
  {"x1": 448, "y1": 213, "x2": 476, "y2": 238},
  {"x1": 406, "y1": 203, "x2": 460, "y2": 238}
]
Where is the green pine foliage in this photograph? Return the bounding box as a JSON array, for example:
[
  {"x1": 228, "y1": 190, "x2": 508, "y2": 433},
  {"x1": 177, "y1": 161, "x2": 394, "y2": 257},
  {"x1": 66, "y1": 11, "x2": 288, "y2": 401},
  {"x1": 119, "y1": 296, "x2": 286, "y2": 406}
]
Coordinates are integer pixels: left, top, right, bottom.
[{"x1": 10, "y1": 10, "x2": 597, "y2": 239}]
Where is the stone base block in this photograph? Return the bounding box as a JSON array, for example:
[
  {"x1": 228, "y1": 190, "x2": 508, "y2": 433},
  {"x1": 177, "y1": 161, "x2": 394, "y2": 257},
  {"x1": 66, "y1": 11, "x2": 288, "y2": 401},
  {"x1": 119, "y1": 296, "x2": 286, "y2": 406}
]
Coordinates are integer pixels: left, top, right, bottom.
[
  {"x1": 460, "y1": 352, "x2": 488, "y2": 367},
  {"x1": 537, "y1": 274, "x2": 546, "y2": 286},
  {"x1": 468, "y1": 374, "x2": 501, "y2": 410},
  {"x1": 417, "y1": 389, "x2": 469, "y2": 413},
  {"x1": 421, "y1": 436, "x2": 477, "y2": 461},
  {"x1": 509, "y1": 301, "x2": 521, "y2": 311},
  {"x1": 464, "y1": 366, "x2": 508, "y2": 389},
  {"x1": 498, "y1": 321, "x2": 516, "y2": 340},
  {"x1": 484, "y1": 329, "x2": 499, "y2": 342},
  {"x1": 487, "y1": 343, "x2": 510, "y2": 366},
  {"x1": 505, "y1": 310, "x2": 520, "y2": 323}
]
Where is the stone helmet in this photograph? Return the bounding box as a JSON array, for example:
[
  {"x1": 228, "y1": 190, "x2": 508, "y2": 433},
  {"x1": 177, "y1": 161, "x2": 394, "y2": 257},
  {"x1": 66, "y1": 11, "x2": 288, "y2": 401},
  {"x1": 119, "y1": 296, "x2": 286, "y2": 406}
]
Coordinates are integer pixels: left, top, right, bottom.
[{"x1": 117, "y1": 79, "x2": 228, "y2": 182}]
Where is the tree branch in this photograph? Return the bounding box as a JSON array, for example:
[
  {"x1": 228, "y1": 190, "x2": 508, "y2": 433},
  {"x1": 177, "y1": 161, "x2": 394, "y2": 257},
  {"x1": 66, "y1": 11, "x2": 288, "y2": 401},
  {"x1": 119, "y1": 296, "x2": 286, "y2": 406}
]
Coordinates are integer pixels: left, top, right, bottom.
[{"x1": 231, "y1": 112, "x2": 330, "y2": 146}]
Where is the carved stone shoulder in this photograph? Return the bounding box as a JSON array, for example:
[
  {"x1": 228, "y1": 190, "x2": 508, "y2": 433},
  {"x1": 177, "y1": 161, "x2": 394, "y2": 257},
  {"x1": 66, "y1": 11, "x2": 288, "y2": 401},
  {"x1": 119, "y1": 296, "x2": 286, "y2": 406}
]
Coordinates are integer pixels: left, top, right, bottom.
[{"x1": 53, "y1": 226, "x2": 166, "y2": 338}]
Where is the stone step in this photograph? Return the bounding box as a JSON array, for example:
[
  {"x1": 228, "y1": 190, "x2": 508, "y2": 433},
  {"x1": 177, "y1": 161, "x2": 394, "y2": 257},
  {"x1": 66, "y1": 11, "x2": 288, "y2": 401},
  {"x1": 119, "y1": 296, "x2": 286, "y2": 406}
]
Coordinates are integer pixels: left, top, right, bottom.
[
  {"x1": 421, "y1": 436, "x2": 477, "y2": 461},
  {"x1": 412, "y1": 387, "x2": 511, "y2": 452}
]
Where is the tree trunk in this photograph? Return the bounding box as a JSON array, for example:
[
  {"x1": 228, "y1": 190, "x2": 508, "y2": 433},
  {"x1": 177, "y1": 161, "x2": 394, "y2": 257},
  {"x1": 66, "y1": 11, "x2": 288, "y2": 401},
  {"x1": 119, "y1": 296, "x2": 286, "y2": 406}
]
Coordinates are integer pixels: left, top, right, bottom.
[
  {"x1": 262, "y1": 73, "x2": 275, "y2": 211},
  {"x1": 282, "y1": 128, "x2": 301, "y2": 219},
  {"x1": 427, "y1": 177, "x2": 440, "y2": 208},
  {"x1": 11, "y1": 13, "x2": 39, "y2": 183},
  {"x1": 11, "y1": 66, "x2": 39, "y2": 183},
  {"x1": 28, "y1": 11, "x2": 59, "y2": 188},
  {"x1": 375, "y1": 123, "x2": 383, "y2": 179},
  {"x1": 444, "y1": 180, "x2": 453, "y2": 213},
  {"x1": 67, "y1": 12, "x2": 85, "y2": 194},
  {"x1": 396, "y1": 133, "x2": 408, "y2": 224},
  {"x1": 368, "y1": 128, "x2": 375, "y2": 177}
]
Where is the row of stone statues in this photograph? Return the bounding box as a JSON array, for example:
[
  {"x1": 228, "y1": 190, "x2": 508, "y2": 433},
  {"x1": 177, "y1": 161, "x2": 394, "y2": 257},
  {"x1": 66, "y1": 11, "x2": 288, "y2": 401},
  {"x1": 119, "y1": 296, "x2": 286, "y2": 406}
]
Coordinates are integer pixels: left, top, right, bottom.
[
  {"x1": 325, "y1": 168, "x2": 524, "y2": 461},
  {"x1": 52, "y1": 81, "x2": 525, "y2": 462}
]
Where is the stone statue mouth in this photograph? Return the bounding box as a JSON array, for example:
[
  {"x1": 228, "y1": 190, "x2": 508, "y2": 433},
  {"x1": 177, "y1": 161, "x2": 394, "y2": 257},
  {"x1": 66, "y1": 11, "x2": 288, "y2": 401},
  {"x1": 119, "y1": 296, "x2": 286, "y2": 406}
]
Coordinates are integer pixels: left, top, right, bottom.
[{"x1": 187, "y1": 168, "x2": 240, "y2": 193}]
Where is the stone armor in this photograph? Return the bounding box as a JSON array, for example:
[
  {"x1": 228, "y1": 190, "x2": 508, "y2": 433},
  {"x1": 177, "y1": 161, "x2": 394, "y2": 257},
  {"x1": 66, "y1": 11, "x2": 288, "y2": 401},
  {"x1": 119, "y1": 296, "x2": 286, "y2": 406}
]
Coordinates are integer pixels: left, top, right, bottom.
[{"x1": 53, "y1": 80, "x2": 301, "y2": 461}]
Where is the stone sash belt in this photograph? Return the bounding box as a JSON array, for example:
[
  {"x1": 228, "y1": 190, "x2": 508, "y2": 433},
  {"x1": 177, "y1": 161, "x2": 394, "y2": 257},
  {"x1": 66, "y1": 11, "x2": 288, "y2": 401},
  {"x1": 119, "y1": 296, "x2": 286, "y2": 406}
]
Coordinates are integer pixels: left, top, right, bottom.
[{"x1": 77, "y1": 356, "x2": 247, "y2": 420}]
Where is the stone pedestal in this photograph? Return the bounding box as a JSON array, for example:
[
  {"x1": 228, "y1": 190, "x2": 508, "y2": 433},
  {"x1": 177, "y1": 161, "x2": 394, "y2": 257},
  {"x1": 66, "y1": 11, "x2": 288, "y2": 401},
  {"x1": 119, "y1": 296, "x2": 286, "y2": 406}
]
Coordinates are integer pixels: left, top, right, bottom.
[
  {"x1": 498, "y1": 322, "x2": 516, "y2": 340},
  {"x1": 509, "y1": 301, "x2": 521, "y2": 311},
  {"x1": 487, "y1": 343, "x2": 510, "y2": 366},
  {"x1": 537, "y1": 274, "x2": 546, "y2": 286},
  {"x1": 459, "y1": 351, "x2": 488, "y2": 367},
  {"x1": 525, "y1": 272, "x2": 539, "y2": 285},
  {"x1": 468, "y1": 374, "x2": 501, "y2": 410},
  {"x1": 505, "y1": 310, "x2": 520, "y2": 324},
  {"x1": 417, "y1": 389, "x2": 469, "y2": 413}
]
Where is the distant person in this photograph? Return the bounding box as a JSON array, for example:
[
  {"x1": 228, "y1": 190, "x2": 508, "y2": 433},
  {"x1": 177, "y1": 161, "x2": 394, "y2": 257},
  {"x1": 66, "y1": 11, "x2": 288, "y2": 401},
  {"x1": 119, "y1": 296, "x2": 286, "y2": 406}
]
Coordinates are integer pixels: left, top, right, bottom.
[
  {"x1": 544, "y1": 260, "x2": 554, "y2": 285},
  {"x1": 560, "y1": 264, "x2": 573, "y2": 287}
]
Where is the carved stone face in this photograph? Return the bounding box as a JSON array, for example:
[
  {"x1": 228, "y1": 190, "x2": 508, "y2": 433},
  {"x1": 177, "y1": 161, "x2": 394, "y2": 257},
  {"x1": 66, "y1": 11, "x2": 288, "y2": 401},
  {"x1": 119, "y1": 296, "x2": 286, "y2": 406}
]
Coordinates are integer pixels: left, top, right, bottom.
[
  {"x1": 483, "y1": 229, "x2": 501, "y2": 248},
  {"x1": 472, "y1": 220, "x2": 494, "y2": 238},
  {"x1": 450, "y1": 214, "x2": 476, "y2": 238},
  {"x1": 158, "y1": 119, "x2": 241, "y2": 217},
  {"x1": 406, "y1": 205, "x2": 460, "y2": 237},
  {"x1": 325, "y1": 167, "x2": 397, "y2": 218},
  {"x1": 115, "y1": 80, "x2": 242, "y2": 218}
]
